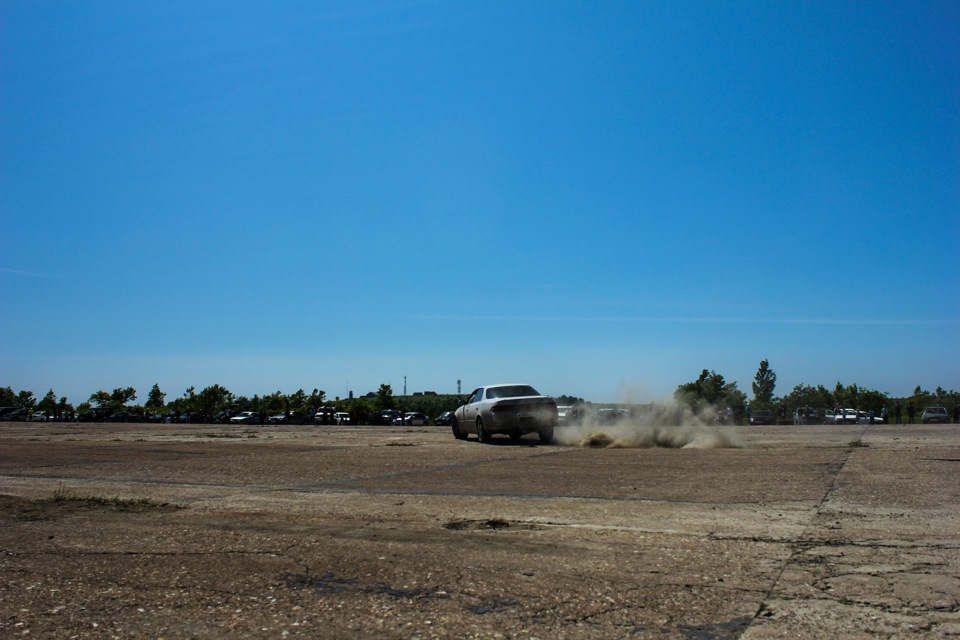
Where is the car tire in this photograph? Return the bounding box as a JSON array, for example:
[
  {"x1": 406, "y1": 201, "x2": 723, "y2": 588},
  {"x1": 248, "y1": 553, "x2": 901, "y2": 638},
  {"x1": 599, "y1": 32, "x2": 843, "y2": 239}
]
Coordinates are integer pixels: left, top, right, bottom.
[
  {"x1": 538, "y1": 425, "x2": 554, "y2": 445},
  {"x1": 451, "y1": 418, "x2": 467, "y2": 440},
  {"x1": 476, "y1": 418, "x2": 491, "y2": 443}
]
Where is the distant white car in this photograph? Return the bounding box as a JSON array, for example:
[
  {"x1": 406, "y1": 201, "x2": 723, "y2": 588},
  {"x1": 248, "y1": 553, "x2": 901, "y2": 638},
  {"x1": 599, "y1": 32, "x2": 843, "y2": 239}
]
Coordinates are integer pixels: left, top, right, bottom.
[
  {"x1": 451, "y1": 384, "x2": 558, "y2": 444},
  {"x1": 856, "y1": 411, "x2": 884, "y2": 424},
  {"x1": 31, "y1": 411, "x2": 49, "y2": 422},
  {"x1": 230, "y1": 411, "x2": 260, "y2": 424},
  {"x1": 825, "y1": 408, "x2": 859, "y2": 425},
  {"x1": 335, "y1": 412, "x2": 351, "y2": 424}
]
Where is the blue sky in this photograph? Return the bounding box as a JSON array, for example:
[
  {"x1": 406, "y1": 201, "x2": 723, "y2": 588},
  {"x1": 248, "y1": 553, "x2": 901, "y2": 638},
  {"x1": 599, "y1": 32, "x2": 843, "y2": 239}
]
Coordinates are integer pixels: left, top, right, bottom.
[{"x1": 2, "y1": 1, "x2": 958, "y2": 405}]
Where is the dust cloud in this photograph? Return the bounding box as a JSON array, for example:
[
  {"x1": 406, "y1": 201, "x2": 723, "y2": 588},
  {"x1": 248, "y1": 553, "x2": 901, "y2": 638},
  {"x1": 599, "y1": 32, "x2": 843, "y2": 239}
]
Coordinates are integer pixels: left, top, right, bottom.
[{"x1": 554, "y1": 401, "x2": 742, "y2": 449}]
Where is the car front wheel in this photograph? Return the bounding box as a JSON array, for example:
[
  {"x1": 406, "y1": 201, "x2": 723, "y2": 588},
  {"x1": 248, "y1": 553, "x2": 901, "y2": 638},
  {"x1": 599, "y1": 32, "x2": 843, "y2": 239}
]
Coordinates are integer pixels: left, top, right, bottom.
[
  {"x1": 451, "y1": 418, "x2": 467, "y2": 440},
  {"x1": 538, "y1": 425, "x2": 554, "y2": 445}
]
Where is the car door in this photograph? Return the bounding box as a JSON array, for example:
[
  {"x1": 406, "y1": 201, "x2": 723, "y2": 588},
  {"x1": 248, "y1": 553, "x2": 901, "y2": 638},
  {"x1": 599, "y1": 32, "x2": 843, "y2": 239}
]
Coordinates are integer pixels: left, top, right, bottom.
[{"x1": 460, "y1": 388, "x2": 483, "y2": 433}]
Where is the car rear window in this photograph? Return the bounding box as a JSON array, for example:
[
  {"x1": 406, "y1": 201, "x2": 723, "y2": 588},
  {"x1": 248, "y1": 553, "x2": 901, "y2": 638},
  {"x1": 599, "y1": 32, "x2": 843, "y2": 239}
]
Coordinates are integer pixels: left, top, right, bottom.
[{"x1": 486, "y1": 385, "x2": 539, "y2": 399}]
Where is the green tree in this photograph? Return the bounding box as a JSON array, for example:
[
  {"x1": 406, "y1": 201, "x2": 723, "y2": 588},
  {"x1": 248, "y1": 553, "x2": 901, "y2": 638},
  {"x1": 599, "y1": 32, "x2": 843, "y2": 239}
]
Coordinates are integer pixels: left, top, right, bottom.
[
  {"x1": 145, "y1": 384, "x2": 166, "y2": 409},
  {"x1": 260, "y1": 391, "x2": 286, "y2": 415},
  {"x1": 675, "y1": 369, "x2": 745, "y2": 411},
  {"x1": 752, "y1": 359, "x2": 777, "y2": 407},
  {"x1": 17, "y1": 390, "x2": 36, "y2": 409},
  {"x1": 195, "y1": 384, "x2": 234, "y2": 415},
  {"x1": 833, "y1": 382, "x2": 860, "y2": 409},
  {"x1": 859, "y1": 389, "x2": 887, "y2": 416},
  {"x1": 306, "y1": 388, "x2": 327, "y2": 412},
  {"x1": 57, "y1": 396, "x2": 73, "y2": 417},
  {"x1": 287, "y1": 389, "x2": 308, "y2": 412},
  {"x1": 110, "y1": 387, "x2": 137, "y2": 409},
  {"x1": 0, "y1": 386, "x2": 17, "y2": 406},
  {"x1": 781, "y1": 383, "x2": 834, "y2": 413},
  {"x1": 376, "y1": 384, "x2": 395, "y2": 410},
  {"x1": 346, "y1": 397, "x2": 374, "y2": 424},
  {"x1": 89, "y1": 390, "x2": 112, "y2": 408},
  {"x1": 89, "y1": 388, "x2": 136, "y2": 411},
  {"x1": 167, "y1": 387, "x2": 195, "y2": 414},
  {"x1": 908, "y1": 385, "x2": 933, "y2": 411},
  {"x1": 38, "y1": 389, "x2": 58, "y2": 414}
]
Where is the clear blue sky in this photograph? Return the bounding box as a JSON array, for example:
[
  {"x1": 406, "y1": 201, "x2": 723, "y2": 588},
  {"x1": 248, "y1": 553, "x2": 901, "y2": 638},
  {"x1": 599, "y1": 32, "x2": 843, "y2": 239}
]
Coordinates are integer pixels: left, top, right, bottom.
[{"x1": 2, "y1": 1, "x2": 958, "y2": 405}]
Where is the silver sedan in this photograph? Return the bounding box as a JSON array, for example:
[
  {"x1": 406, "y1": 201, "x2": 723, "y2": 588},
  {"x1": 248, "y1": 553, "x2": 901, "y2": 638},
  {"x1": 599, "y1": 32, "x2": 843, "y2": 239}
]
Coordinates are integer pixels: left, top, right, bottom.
[{"x1": 451, "y1": 384, "x2": 558, "y2": 444}]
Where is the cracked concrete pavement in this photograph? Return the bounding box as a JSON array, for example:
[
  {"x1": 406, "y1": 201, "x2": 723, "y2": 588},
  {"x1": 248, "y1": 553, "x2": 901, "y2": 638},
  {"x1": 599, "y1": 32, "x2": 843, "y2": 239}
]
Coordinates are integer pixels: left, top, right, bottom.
[{"x1": 0, "y1": 420, "x2": 957, "y2": 638}]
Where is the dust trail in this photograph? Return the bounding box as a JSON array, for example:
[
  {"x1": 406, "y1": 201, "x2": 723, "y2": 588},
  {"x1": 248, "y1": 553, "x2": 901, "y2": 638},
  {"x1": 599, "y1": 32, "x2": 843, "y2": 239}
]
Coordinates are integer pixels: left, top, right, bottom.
[{"x1": 554, "y1": 402, "x2": 742, "y2": 449}]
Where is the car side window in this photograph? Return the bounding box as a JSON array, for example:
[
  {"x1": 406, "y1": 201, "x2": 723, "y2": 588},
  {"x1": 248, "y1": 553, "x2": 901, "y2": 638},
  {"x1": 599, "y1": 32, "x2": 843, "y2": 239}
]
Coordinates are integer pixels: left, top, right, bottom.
[{"x1": 469, "y1": 389, "x2": 483, "y2": 404}]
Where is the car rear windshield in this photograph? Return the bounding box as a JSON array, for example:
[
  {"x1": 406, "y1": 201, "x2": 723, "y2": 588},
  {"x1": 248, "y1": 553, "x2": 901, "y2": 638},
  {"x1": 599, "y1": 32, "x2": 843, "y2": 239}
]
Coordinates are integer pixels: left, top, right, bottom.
[{"x1": 486, "y1": 385, "x2": 539, "y2": 399}]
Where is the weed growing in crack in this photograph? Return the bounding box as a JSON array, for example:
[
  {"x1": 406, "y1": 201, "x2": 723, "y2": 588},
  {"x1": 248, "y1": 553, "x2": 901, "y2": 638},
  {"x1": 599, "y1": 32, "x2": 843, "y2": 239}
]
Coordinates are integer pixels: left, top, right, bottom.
[{"x1": 49, "y1": 483, "x2": 181, "y2": 509}]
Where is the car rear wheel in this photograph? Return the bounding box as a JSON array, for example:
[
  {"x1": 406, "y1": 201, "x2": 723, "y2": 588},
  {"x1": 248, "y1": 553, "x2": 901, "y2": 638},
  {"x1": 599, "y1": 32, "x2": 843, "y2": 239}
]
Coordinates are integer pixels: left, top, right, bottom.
[
  {"x1": 451, "y1": 418, "x2": 466, "y2": 440},
  {"x1": 476, "y1": 418, "x2": 491, "y2": 443}
]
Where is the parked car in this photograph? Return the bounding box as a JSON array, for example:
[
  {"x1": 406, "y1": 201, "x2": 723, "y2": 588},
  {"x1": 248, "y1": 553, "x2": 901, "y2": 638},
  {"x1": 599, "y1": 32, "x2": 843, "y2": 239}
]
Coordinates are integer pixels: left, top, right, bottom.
[
  {"x1": 856, "y1": 411, "x2": 884, "y2": 424},
  {"x1": 921, "y1": 406, "x2": 949, "y2": 424},
  {"x1": 841, "y1": 409, "x2": 862, "y2": 424},
  {"x1": 435, "y1": 411, "x2": 453, "y2": 426},
  {"x1": 78, "y1": 407, "x2": 115, "y2": 422},
  {"x1": 792, "y1": 407, "x2": 820, "y2": 425},
  {"x1": 31, "y1": 411, "x2": 49, "y2": 422},
  {"x1": 335, "y1": 412, "x2": 351, "y2": 425},
  {"x1": 451, "y1": 384, "x2": 558, "y2": 444},
  {"x1": 823, "y1": 408, "x2": 859, "y2": 425},
  {"x1": 4, "y1": 408, "x2": 29, "y2": 421},
  {"x1": 596, "y1": 408, "x2": 628, "y2": 424},
  {"x1": 394, "y1": 412, "x2": 429, "y2": 426},
  {"x1": 262, "y1": 410, "x2": 310, "y2": 425},
  {"x1": 749, "y1": 409, "x2": 775, "y2": 425},
  {"x1": 314, "y1": 407, "x2": 337, "y2": 425},
  {"x1": 230, "y1": 411, "x2": 260, "y2": 424},
  {"x1": 370, "y1": 409, "x2": 402, "y2": 425}
]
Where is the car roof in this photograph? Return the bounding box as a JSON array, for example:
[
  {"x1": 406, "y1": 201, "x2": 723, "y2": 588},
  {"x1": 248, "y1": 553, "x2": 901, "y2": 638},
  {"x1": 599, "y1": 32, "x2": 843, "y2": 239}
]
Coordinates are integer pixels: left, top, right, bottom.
[{"x1": 483, "y1": 383, "x2": 534, "y2": 388}]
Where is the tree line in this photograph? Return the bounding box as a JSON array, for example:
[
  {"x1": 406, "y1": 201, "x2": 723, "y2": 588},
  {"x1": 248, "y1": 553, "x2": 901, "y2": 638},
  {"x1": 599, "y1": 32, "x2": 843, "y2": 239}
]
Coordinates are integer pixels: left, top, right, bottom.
[
  {"x1": 2, "y1": 360, "x2": 957, "y2": 423},
  {"x1": 0, "y1": 383, "x2": 466, "y2": 424},
  {"x1": 672, "y1": 359, "x2": 960, "y2": 419}
]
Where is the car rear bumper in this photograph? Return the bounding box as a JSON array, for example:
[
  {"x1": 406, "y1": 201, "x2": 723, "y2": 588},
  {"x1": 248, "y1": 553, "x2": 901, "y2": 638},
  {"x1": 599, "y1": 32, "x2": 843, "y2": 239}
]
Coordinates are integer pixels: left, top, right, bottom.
[{"x1": 488, "y1": 411, "x2": 557, "y2": 433}]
